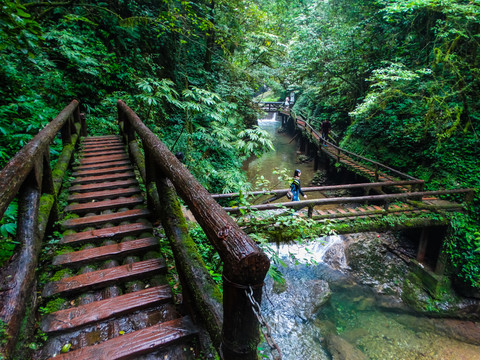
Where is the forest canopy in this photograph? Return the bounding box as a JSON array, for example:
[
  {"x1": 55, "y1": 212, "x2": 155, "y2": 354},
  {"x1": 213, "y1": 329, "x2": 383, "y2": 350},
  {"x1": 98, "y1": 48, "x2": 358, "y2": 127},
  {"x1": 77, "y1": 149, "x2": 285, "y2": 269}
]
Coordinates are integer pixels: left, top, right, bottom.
[{"x1": 0, "y1": 0, "x2": 479, "y2": 287}]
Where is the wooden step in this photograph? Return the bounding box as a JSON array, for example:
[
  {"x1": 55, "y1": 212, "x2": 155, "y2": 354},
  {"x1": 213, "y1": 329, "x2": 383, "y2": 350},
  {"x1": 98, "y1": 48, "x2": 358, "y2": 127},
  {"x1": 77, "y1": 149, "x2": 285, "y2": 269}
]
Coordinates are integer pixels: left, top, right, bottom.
[
  {"x1": 62, "y1": 209, "x2": 151, "y2": 230},
  {"x1": 70, "y1": 171, "x2": 136, "y2": 185},
  {"x1": 73, "y1": 160, "x2": 131, "y2": 172},
  {"x1": 68, "y1": 187, "x2": 142, "y2": 202},
  {"x1": 41, "y1": 285, "x2": 171, "y2": 333},
  {"x1": 42, "y1": 258, "x2": 166, "y2": 297},
  {"x1": 60, "y1": 222, "x2": 153, "y2": 245},
  {"x1": 73, "y1": 165, "x2": 133, "y2": 177},
  {"x1": 79, "y1": 154, "x2": 129, "y2": 166},
  {"x1": 46, "y1": 316, "x2": 197, "y2": 360},
  {"x1": 65, "y1": 196, "x2": 145, "y2": 214},
  {"x1": 80, "y1": 144, "x2": 125, "y2": 152},
  {"x1": 53, "y1": 237, "x2": 158, "y2": 266},
  {"x1": 81, "y1": 149, "x2": 126, "y2": 158},
  {"x1": 81, "y1": 141, "x2": 124, "y2": 149},
  {"x1": 69, "y1": 179, "x2": 139, "y2": 193},
  {"x1": 82, "y1": 136, "x2": 122, "y2": 143},
  {"x1": 83, "y1": 135, "x2": 121, "y2": 140}
]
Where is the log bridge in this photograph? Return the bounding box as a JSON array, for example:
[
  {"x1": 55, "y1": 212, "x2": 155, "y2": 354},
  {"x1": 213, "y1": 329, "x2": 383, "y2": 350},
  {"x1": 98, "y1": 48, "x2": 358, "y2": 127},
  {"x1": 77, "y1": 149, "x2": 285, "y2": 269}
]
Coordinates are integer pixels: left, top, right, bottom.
[{"x1": 0, "y1": 101, "x2": 269, "y2": 360}]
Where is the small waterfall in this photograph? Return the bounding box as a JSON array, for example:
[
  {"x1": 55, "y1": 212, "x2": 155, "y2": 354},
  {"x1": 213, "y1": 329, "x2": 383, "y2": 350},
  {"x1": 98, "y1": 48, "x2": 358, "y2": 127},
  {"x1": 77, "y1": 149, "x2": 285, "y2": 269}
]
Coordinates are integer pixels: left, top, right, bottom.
[
  {"x1": 258, "y1": 111, "x2": 277, "y2": 123},
  {"x1": 273, "y1": 235, "x2": 347, "y2": 268}
]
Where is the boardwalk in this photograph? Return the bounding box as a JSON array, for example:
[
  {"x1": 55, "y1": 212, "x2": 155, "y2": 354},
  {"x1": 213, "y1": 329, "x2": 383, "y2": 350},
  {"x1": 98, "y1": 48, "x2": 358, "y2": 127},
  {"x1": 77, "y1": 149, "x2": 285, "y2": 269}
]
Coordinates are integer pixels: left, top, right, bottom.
[
  {"x1": 281, "y1": 110, "x2": 420, "y2": 190},
  {"x1": 38, "y1": 136, "x2": 198, "y2": 359}
]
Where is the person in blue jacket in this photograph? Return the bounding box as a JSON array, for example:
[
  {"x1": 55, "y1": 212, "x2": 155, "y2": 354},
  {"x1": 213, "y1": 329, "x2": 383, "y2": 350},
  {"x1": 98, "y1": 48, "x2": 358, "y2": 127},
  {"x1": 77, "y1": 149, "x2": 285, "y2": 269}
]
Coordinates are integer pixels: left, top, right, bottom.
[{"x1": 291, "y1": 169, "x2": 307, "y2": 201}]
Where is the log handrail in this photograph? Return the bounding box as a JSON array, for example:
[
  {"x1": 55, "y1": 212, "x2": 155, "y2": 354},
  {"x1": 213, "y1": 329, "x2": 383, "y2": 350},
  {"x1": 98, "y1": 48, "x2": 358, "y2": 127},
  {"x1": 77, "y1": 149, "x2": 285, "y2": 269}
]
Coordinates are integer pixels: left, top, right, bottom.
[
  {"x1": 0, "y1": 100, "x2": 83, "y2": 218},
  {"x1": 222, "y1": 188, "x2": 476, "y2": 214},
  {"x1": 0, "y1": 100, "x2": 83, "y2": 357},
  {"x1": 117, "y1": 100, "x2": 269, "y2": 360},
  {"x1": 284, "y1": 110, "x2": 419, "y2": 181},
  {"x1": 211, "y1": 180, "x2": 426, "y2": 199}
]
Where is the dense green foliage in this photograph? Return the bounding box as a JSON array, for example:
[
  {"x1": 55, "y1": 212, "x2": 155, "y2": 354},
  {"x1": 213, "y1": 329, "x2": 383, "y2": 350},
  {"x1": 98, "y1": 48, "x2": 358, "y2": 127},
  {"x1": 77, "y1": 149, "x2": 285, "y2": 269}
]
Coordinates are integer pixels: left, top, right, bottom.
[
  {"x1": 1, "y1": 0, "x2": 479, "y2": 289},
  {"x1": 277, "y1": 0, "x2": 480, "y2": 288},
  {"x1": 0, "y1": 0, "x2": 275, "y2": 263}
]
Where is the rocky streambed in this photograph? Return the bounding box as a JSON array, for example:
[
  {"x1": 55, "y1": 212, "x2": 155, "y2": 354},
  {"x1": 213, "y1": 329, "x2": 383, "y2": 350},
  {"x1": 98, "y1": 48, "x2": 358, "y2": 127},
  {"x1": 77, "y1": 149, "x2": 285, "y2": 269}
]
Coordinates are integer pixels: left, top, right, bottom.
[{"x1": 260, "y1": 232, "x2": 480, "y2": 360}]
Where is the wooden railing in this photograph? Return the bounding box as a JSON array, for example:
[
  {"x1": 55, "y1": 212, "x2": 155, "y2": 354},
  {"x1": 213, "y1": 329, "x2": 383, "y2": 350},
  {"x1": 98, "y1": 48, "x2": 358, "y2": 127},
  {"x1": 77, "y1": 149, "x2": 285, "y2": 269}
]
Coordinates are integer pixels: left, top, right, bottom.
[
  {"x1": 258, "y1": 101, "x2": 284, "y2": 112},
  {"x1": 212, "y1": 180, "x2": 426, "y2": 200},
  {"x1": 221, "y1": 187, "x2": 475, "y2": 215},
  {"x1": 117, "y1": 100, "x2": 270, "y2": 360},
  {"x1": 0, "y1": 100, "x2": 85, "y2": 357},
  {"x1": 286, "y1": 110, "x2": 419, "y2": 182}
]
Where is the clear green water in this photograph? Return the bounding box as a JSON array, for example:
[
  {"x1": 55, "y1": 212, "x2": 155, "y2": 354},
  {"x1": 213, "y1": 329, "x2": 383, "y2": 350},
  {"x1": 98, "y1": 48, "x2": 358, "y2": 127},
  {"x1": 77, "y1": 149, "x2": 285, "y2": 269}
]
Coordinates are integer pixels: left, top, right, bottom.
[
  {"x1": 260, "y1": 239, "x2": 480, "y2": 360},
  {"x1": 243, "y1": 114, "x2": 317, "y2": 189}
]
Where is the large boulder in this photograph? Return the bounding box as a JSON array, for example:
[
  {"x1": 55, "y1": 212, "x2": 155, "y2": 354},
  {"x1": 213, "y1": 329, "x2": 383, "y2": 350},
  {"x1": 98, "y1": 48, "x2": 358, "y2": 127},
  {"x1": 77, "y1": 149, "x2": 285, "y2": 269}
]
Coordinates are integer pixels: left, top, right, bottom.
[{"x1": 343, "y1": 232, "x2": 409, "y2": 296}]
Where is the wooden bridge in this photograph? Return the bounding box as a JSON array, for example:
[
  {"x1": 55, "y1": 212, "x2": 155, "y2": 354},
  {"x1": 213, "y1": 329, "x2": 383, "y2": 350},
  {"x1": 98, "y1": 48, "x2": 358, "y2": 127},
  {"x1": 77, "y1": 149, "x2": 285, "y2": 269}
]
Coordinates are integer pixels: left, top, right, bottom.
[
  {"x1": 0, "y1": 100, "x2": 474, "y2": 359},
  {"x1": 0, "y1": 101, "x2": 269, "y2": 360},
  {"x1": 257, "y1": 101, "x2": 284, "y2": 112}
]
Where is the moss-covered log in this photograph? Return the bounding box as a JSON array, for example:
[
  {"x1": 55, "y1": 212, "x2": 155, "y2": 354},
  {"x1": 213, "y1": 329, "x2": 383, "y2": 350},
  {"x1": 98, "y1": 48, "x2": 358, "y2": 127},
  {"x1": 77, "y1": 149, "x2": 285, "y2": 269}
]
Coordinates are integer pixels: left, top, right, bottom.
[
  {"x1": 156, "y1": 175, "x2": 223, "y2": 347},
  {"x1": 0, "y1": 101, "x2": 81, "y2": 358},
  {"x1": 118, "y1": 100, "x2": 270, "y2": 360}
]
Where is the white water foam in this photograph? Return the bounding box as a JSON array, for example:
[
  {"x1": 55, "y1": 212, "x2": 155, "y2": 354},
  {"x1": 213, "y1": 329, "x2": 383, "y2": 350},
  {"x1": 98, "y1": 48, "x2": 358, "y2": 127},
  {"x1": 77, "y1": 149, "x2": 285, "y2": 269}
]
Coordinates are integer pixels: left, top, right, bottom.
[
  {"x1": 258, "y1": 111, "x2": 277, "y2": 122},
  {"x1": 273, "y1": 235, "x2": 344, "y2": 264}
]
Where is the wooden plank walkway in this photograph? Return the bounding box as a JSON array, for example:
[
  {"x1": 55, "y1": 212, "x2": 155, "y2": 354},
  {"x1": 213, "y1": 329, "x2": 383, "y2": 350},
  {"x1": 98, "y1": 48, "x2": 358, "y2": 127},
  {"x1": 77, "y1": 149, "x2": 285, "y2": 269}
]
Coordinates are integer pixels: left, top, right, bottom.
[
  {"x1": 282, "y1": 111, "x2": 420, "y2": 192},
  {"x1": 37, "y1": 135, "x2": 198, "y2": 360}
]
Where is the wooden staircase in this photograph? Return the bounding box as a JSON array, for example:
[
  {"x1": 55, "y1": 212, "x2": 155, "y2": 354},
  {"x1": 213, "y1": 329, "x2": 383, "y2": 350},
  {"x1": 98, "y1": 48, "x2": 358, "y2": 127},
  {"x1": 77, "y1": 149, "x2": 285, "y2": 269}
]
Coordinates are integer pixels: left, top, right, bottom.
[{"x1": 38, "y1": 136, "x2": 198, "y2": 360}]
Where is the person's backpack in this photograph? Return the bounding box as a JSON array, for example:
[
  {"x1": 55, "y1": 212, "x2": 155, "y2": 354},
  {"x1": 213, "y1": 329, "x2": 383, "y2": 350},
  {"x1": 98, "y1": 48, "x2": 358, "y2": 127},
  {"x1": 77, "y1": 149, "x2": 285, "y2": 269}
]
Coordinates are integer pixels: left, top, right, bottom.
[
  {"x1": 286, "y1": 189, "x2": 293, "y2": 199},
  {"x1": 286, "y1": 181, "x2": 296, "y2": 200}
]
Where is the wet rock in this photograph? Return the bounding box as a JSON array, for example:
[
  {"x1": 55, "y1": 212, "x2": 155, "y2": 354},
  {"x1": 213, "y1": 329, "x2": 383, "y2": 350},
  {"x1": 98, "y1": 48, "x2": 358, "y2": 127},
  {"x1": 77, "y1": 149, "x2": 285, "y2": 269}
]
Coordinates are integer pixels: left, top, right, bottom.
[
  {"x1": 322, "y1": 240, "x2": 348, "y2": 271},
  {"x1": 402, "y1": 272, "x2": 480, "y2": 319},
  {"x1": 344, "y1": 232, "x2": 409, "y2": 296},
  {"x1": 296, "y1": 154, "x2": 311, "y2": 163},
  {"x1": 293, "y1": 279, "x2": 332, "y2": 318},
  {"x1": 325, "y1": 333, "x2": 367, "y2": 360}
]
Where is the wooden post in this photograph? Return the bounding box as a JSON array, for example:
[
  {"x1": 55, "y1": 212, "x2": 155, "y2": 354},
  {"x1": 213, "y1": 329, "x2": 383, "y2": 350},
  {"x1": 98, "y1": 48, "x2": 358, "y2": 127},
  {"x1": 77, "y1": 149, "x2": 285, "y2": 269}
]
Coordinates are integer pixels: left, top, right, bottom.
[
  {"x1": 417, "y1": 228, "x2": 428, "y2": 263},
  {"x1": 0, "y1": 172, "x2": 41, "y2": 357},
  {"x1": 221, "y1": 277, "x2": 263, "y2": 360},
  {"x1": 375, "y1": 164, "x2": 379, "y2": 182},
  {"x1": 434, "y1": 247, "x2": 447, "y2": 275},
  {"x1": 78, "y1": 109, "x2": 87, "y2": 137},
  {"x1": 308, "y1": 205, "x2": 313, "y2": 218},
  {"x1": 299, "y1": 134, "x2": 305, "y2": 152},
  {"x1": 60, "y1": 116, "x2": 72, "y2": 145},
  {"x1": 41, "y1": 151, "x2": 58, "y2": 228},
  {"x1": 143, "y1": 147, "x2": 162, "y2": 222}
]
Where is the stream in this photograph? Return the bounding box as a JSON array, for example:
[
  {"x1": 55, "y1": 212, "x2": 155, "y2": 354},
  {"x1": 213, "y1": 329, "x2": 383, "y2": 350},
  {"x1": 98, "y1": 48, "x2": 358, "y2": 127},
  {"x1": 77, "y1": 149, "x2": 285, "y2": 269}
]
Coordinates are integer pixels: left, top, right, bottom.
[{"x1": 248, "y1": 113, "x2": 480, "y2": 360}]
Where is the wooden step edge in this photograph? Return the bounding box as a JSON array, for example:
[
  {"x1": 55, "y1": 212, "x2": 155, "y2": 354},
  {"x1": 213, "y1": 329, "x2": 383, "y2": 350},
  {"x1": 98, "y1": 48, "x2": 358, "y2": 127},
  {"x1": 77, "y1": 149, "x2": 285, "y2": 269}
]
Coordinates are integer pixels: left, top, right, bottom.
[
  {"x1": 73, "y1": 160, "x2": 131, "y2": 171},
  {"x1": 53, "y1": 237, "x2": 158, "y2": 267},
  {"x1": 62, "y1": 209, "x2": 151, "y2": 230},
  {"x1": 47, "y1": 316, "x2": 197, "y2": 360},
  {"x1": 78, "y1": 146, "x2": 126, "y2": 158},
  {"x1": 42, "y1": 258, "x2": 166, "y2": 298},
  {"x1": 65, "y1": 196, "x2": 145, "y2": 214},
  {"x1": 81, "y1": 150, "x2": 126, "y2": 158},
  {"x1": 70, "y1": 172, "x2": 136, "y2": 185},
  {"x1": 60, "y1": 222, "x2": 153, "y2": 245},
  {"x1": 41, "y1": 285, "x2": 171, "y2": 333},
  {"x1": 72, "y1": 166, "x2": 134, "y2": 177},
  {"x1": 81, "y1": 137, "x2": 123, "y2": 143},
  {"x1": 81, "y1": 140, "x2": 123, "y2": 146},
  {"x1": 79, "y1": 155, "x2": 129, "y2": 166},
  {"x1": 69, "y1": 179, "x2": 138, "y2": 193},
  {"x1": 68, "y1": 187, "x2": 142, "y2": 202}
]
